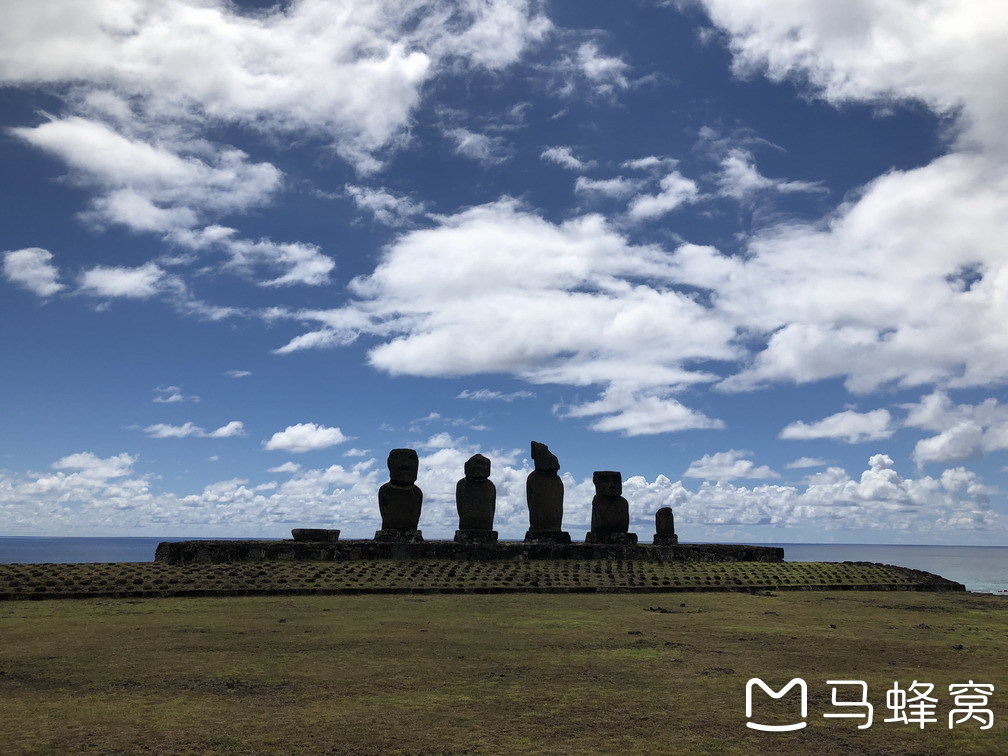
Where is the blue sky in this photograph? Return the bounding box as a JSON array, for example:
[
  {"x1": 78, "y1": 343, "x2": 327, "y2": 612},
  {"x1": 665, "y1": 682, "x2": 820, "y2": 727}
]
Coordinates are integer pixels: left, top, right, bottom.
[{"x1": 2, "y1": 0, "x2": 1007, "y2": 545}]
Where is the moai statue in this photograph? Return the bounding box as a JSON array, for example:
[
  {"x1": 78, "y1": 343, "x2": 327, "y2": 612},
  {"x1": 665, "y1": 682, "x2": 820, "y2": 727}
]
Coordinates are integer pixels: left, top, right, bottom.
[
  {"x1": 455, "y1": 453, "x2": 498, "y2": 543},
  {"x1": 585, "y1": 471, "x2": 637, "y2": 545},
  {"x1": 524, "y1": 441, "x2": 571, "y2": 543},
  {"x1": 652, "y1": 506, "x2": 678, "y2": 546},
  {"x1": 375, "y1": 448, "x2": 423, "y2": 542}
]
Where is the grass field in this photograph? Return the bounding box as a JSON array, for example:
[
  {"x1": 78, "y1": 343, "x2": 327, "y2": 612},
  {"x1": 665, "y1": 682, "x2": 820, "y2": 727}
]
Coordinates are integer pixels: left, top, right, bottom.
[
  {"x1": 0, "y1": 559, "x2": 962, "y2": 599},
  {"x1": 1, "y1": 588, "x2": 1004, "y2": 754}
]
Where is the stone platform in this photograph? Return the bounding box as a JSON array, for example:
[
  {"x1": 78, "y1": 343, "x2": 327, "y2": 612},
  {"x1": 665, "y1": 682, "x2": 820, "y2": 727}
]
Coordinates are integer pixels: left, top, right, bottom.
[{"x1": 154, "y1": 538, "x2": 784, "y2": 565}]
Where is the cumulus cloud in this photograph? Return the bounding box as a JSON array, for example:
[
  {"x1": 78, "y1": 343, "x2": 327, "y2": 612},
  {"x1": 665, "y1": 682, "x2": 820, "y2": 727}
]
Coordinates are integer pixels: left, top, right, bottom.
[
  {"x1": 780, "y1": 409, "x2": 895, "y2": 444},
  {"x1": 716, "y1": 148, "x2": 825, "y2": 202},
  {"x1": 627, "y1": 171, "x2": 701, "y2": 220},
  {"x1": 3, "y1": 247, "x2": 64, "y2": 297},
  {"x1": 560, "y1": 386, "x2": 723, "y2": 436},
  {"x1": 786, "y1": 457, "x2": 828, "y2": 469},
  {"x1": 263, "y1": 423, "x2": 348, "y2": 453},
  {"x1": 904, "y1": 391, "x2": 1008, "y2": 465},
  {"x1": 143, "y1": 420, "x2": 245, "y2": 438},
  {"x1": 224, "y1": 369, "x2": 251, "y2": 378},
  {"x1": 1, "y1": 447, "x2": 997, "y2": 541},
  {"x1": 345, "y1": 184, "x2": 426, "y2": 226},
  {"x1": 684, "y1": 450, "x2": 779, "y2": 481},
  {"x1": 79, "y1": 263, "x2": 165, "y2": 299},
  {"x1": 575, "y1": 42, "x2": 630, "y2": 96},
  {"x1": 446, "y1": 127, "x2": 510, "y2": 165},
  {"x1": 540, "y1": 146, "x2": 593, "y2": 171}
]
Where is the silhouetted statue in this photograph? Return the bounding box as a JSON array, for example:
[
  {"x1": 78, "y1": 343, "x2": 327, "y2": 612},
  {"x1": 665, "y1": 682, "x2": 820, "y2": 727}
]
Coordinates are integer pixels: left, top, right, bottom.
[
  {"x1": 524, "y1": 441, "x2": 570, "y2": 543},
  {"x1": 455, "y1": 453, "x2": 498, "y2": 543},
  {"x1": 586, "y1": 471, "x2": 637, "y2": 545},
  {"x1": 375, "y1": 448, "x2": 423, "y2": 542},
  {"x1": 653, "y1": 506, "x2": 678, "y2": 546}
]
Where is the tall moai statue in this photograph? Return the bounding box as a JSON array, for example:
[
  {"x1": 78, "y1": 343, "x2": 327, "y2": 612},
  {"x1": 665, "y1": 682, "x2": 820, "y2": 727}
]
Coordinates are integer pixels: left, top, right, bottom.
[
  {"x1": 524, "y1": 441, "x2": 571, "y2": 543},
  {"x1": 586, "y1": 471, "x2": 637, "y2": 545},
  {"x1": 653, "y1": 506, "x2": 678, "y2": 546},
  {"x1": 454, "y1": 453, "x2": 498, "y2": 543},
  {"x1": 375, "y1": 448, "x2": 424, "y2": 542}
]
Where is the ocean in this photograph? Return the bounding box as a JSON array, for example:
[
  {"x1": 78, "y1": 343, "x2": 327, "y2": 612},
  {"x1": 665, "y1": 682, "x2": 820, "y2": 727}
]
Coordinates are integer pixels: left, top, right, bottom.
[{"x1": 0, "y1": 537, "x2": 1005, "y2": 594}]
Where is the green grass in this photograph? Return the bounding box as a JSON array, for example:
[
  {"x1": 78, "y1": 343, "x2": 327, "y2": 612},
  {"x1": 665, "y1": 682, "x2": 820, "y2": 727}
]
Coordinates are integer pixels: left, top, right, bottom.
[
  {"x1": 0, "y1": 559, "x2": 961, "y2": 599},
  {"x1": 0, "y1": 591, "x2": 1004, "y2": 754}
]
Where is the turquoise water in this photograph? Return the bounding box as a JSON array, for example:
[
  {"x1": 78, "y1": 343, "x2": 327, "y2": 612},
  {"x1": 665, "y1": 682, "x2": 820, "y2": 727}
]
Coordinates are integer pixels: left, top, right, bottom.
[{"x1": 1, "y1": 538, "x2": 1005, "y2": 594}]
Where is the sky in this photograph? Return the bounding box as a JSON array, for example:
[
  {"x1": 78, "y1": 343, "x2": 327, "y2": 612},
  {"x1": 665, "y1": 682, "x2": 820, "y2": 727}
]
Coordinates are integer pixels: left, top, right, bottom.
[{"x1": 2, "y1": 0, "x2": 1007, "y2": 545}]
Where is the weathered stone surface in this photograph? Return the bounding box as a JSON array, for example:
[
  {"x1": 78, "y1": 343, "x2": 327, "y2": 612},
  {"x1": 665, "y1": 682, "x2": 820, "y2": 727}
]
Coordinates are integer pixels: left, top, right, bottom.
[
  {"x1": 155, "y1": 539, "x2": 784, "y2": 564},
  {"x1": 374, "y1": 529, "x2": 424, "y2": 543},
  {"x1": 655, "y1": 506, "x2": 675, "y2": 536},
  {"x1": 588, "y1": 470, "x2": 631, "y2": 539},
  {"x1": 379, "y1": 448, "x2": 423, "y2": 531},
  {"x1": 454, "y1": 529, "x2": 499, "y2": 543},
  {"x1": 526, "y1": 441, "x2": 564, "y2": 533},
  {"x1": 456, "y1": 453, "x2": 496, "y2": 531},
  {"x1": 585, "y1": 531, "x2": 638, "y2": 545},
  {"x1": 291, "y1": 528, "x2": 341, "y2": 542},
  {"x1": 652, "y1": 534, "x2": 679, "y2": 546},
  {"x1": 524, "y1": 529, "x2": 572, "y2": 544}
]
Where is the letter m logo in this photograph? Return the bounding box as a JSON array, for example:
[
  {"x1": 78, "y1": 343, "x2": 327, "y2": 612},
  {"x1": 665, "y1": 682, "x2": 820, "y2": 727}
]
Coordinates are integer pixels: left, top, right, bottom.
[{"x1": 745, "y1": 677, "x2": 808, "y2": 731}]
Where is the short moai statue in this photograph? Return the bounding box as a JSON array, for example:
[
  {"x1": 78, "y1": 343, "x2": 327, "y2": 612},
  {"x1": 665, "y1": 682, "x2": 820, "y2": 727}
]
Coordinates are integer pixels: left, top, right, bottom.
[
  {"x1": 585, "y1": 471, "x2": 637, "y2": 545},
  {"x1": 652, "y1": 506, "x2": 678, "y2": 546},
  {"x1": 524, "y1": 441, "x2": 571, "y2": 543},
  {"x1": 455, "y1": 453, "x2": 498, "y2": 543},
  {"x1": 375, "y1": 448, "x2": 424, "y2": 542}
]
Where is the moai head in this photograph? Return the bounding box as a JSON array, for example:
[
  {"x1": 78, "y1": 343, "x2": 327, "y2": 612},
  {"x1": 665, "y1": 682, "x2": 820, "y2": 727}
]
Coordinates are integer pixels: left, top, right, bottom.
[
  {"x1": 593, "y1": 471, "x2": 622, "y2": 497},
  {"x1": 464, "y1": 453, "x2": 491, "y2": 479},
  {"x1": 530, "y1": 441, "x2": 560, "y2": 472},
  {"x1": 655, "y1": 506, "x2": 675, "y2": 535},
  {"x1": 387, "y1": 448, "x2": 419, "y2": 484}
]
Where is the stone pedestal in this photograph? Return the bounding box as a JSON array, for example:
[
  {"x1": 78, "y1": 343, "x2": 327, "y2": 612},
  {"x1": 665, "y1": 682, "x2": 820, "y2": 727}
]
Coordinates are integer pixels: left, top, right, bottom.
[
  {"x1": 524, "y1": 529, "x2": 572, "y2": 544},
  {"x1": 585, "y1": 531, "x2": 638, "y2": 545},
  {"x1": 374, "y1": 529, "x2": 424, "y2": 543},
  {"x1": 291, "y1": 528, "x2": 341, "y2": 542},
  {"x1": 652, "y1": 534, "x2": 678, "y2": 546},
  {"x1": 454, "y1": 529, "x2": 499, "y2": 544}
]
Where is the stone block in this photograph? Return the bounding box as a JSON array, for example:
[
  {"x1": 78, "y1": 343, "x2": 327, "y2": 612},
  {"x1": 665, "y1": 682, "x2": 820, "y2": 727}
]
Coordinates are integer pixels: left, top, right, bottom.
[
  {"x1": 652, "y1": 534, "x2": 679, "y2": 546},
  {"x1": 291, "y1": 528, "x2": 341, "y2": 542},
  {"x1": 454, "y1": 529, "x2": 499, "y2": 543},
  {"x1": 585, "y1": 531, "x2": 638, "y2": 545},
  {"x1": 524, "y1": 529, "x2": 572, "y2": 544},
  {"x1": 374, "y1": 529, "x2": 424, "y2": 543}
]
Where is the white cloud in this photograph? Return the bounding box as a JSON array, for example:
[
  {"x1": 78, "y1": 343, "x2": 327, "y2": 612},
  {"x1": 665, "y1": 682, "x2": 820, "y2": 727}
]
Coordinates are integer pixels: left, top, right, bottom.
[
  {"x1": 684, "y1": 450, "x2": 779, "y2": 481},
  {"x1": 716, "y1": 148, "x2": 825, "y2": 202},
  {"x1": 627, "y1": 171, "x2": 701, "y2": 220},
  {"x1": 225, "y1": 370, "x2": 251, "y2": 378},
  {"x1": 79, "y1": 263, "x2": 164, "y2": 299},
  {"x1": 152, "y1": 386, "x2": 199, "y2": 403},
  {"x1": 540, "y1": 146, "x2": 592, "y2": 171},
  {"x1": 268, "y1": 462, "x2": 301, "y2": 474},
  {"x1": 3, "y1": 247, "x2": 63, "y2": 297},
  {"x1": 576, "y1": 42, "x2": 630, "y2": 96},
  {"x1": 904, "y1": 391, "x2": 1008, "y2": 465},
  {"x1": 574, "y1": 176, "x2": 644, "y2": 199},
  {"x1": 263, "y1": 423, "x2": 348, "y2": 453},
  {"x1": 143, "y1": 420, "x2": 244, "y2": 439},
  {"x1": 4, "y1": 448, "x2": 996, "y2": 541},
  {"x1": 786, "y1": 457, "x2": 828, "y2": 469},
  {"x1": 780, "y1": 409, "x2": 894, "y2": 444},
  {"x1": 560, "y1": 386, "x2": 723, "y2": 436},
  {"x1": 457, "y1": 388, "x2": 535, "y2": 402},
  {"x1": 345, "y1": 184, "x2": 426, "y2": 226},
  {"x1": 446, "y1": 127, "x2": 510, "y2": 165}
]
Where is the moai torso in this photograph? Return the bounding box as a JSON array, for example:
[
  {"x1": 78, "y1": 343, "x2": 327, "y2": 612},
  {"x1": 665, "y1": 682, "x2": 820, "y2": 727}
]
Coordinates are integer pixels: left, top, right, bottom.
[
  {"x1": 378, "y1": 448, "x2": 422, "y2": 530},
  {"x1": 655, "y1": 506, "x2": 675, "y2": 536},
  {"x1": 590, "y1": 471, "x2": 630, "y2": 534},
  {"x1": 457, "y1": 453, "x2": 496, "y2": 531},
  {"x1": 526, "y1": 442, "x2": 564, "y2": 531}
]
